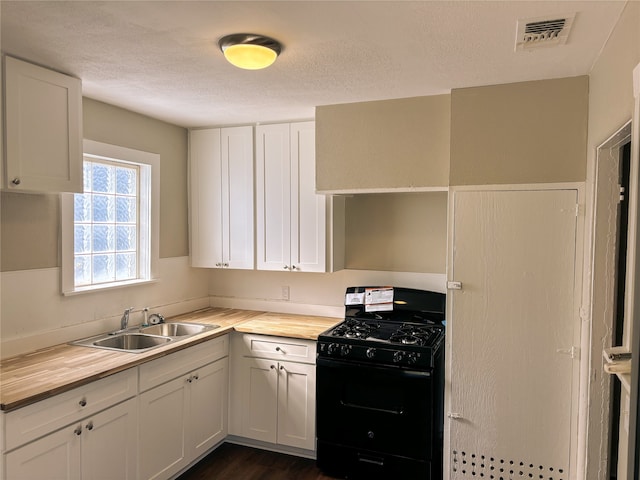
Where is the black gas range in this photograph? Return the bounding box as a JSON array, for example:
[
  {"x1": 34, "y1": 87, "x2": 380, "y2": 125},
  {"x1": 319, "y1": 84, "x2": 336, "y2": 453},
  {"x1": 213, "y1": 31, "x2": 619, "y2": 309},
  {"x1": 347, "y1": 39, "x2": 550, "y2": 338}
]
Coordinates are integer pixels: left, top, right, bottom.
[{"x1": 316, "y1": 286, "x2": 446, "y2": 479}]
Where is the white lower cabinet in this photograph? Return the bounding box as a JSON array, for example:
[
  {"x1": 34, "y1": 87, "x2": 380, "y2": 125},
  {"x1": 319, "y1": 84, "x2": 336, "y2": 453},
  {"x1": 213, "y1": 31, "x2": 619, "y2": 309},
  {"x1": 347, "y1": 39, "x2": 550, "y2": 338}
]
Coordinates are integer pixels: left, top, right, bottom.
[
  {"x1": 138, "y1": 337, "x2": 229, "y2": 480},
  {"x1": 5, "y1": 397, "x2": 137, "y2": 480},
  {"x1": 229, "y1": 334, "x2": 316, "y2": 451}
]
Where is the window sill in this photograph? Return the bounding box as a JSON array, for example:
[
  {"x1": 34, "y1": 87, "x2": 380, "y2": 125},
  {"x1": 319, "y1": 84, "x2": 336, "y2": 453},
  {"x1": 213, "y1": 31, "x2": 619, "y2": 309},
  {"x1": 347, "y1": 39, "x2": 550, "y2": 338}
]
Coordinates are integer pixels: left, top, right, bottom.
[{"x1": 62, "y1": 278, "x2": 159, "y2": 296}]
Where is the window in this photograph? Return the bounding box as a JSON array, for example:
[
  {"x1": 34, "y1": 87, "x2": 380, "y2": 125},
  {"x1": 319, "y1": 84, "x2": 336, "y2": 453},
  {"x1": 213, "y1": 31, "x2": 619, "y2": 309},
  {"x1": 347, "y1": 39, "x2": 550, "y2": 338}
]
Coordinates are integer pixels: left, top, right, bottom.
[{"x1": 62, "y1": 140, "x2": 159, "y2": 295}]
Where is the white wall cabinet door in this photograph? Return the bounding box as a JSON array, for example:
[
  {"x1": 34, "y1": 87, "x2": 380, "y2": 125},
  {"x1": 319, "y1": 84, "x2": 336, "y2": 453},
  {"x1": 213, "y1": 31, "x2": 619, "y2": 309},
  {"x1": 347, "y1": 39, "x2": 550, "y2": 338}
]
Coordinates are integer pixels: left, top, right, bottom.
[
  {"x1": 3, "y1": 56, "x2": 83, "y2": 193},
  {"x1": 190, "y1": 126, "x2": 254, "y2": 269},
  {"x1": 276, "y1": 360, "x2": 316, "y2": 451},
  {"x1": 446, "y1": 189, "x2": 580, "y2": 480},
  {"x1": 256, "y1": 121, "x2": 326, "y2": 272}
]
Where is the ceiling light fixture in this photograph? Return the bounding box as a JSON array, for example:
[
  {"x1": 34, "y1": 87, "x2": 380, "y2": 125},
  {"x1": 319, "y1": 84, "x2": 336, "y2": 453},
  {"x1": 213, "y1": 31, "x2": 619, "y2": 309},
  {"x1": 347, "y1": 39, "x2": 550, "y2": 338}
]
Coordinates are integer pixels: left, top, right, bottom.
[{"x1": 218, "y1": 33, "x2": 282, "y2": 70}]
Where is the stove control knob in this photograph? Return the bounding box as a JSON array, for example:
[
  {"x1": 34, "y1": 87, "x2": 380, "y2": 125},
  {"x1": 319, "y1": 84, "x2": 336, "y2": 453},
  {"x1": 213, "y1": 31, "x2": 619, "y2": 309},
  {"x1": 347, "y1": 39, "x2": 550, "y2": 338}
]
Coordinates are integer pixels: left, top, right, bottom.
[
  {"x1": 327, "y1": 343, "x2": 339, "y2": 355},
  {"x1": 366, "y1": 348, "x2": 376, "y2": 359},
  {"x1": 393, "y1": 351, "x2": 404, "y2": 363},
  {"x1": 406, "y1": 352, "x2": 418, "y2": 364},
  {"x1": 340, "y1": 345, "x2": 351, "y2": 356}
]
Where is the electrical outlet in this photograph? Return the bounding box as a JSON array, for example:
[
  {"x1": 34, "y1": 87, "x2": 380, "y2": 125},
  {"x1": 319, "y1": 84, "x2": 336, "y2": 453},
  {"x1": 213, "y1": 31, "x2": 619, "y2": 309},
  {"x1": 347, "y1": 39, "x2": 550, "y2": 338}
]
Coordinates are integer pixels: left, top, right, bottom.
[{"x1": 281, "y1": 286, "x2": 290, "y2": 301}]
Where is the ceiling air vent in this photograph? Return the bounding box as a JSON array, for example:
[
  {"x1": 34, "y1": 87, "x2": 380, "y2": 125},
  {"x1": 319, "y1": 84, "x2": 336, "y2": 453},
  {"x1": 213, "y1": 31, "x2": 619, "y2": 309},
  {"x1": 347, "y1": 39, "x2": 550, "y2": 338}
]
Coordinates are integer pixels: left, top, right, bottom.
[{"x1": 515, "y1": 13, "x2": 575, "y2": 51}]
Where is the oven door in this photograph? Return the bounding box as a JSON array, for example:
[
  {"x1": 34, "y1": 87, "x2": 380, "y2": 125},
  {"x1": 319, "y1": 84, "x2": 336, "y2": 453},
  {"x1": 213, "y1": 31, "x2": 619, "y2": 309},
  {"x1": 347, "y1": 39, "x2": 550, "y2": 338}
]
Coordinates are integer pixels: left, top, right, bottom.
[{"x1": 316, "y1": 356, "x2": 435, "y2": 461}]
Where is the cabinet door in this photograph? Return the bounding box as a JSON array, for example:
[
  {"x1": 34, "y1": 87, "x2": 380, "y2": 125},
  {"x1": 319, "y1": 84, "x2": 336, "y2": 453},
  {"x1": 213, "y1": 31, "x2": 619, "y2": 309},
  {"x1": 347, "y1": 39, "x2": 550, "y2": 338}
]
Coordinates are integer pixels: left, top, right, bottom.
[
  {"x1": 81, "y1": 398, "x2": 137, "y2": 480},
  {"x1": 4, "y1": 56, "x2": 82, "y2": 193},
  {"x1": 277, "y1": 360, "x2": 316, "y2": 450},
  {"x1": 447, "y1": 189, "x2": 580, "y2": 479},
  {"x1": 291, "y1": 121, "x2": 326, "y2": 272},
  {"x1": 256, "y1": 123, "x2": 292, "y2": 271},
  {"x1": 139, "y1": 376, "x2": 189, "y2": 480},
  {"x1": 239, "y1": 356, "x2": 278, "y2": 442},
  {"x1": 221, "y1": 126, "x2": 254, "y2": 269},
  {"x1": 5, "y1": 425, "x2": 81, "y2": 480},
  {"x1": 187, "y1": 358, "x2": 229, "y2": 459},
  {"x1": 190, "y1": 128, "x2": 223, "y2": 267}
]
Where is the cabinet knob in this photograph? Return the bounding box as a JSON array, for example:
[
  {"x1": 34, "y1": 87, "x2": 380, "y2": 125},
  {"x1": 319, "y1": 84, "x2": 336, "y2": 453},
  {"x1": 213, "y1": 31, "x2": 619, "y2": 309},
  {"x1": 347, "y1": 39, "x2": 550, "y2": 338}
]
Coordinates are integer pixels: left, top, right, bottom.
[
  {"x1": 11, "y1": 177, "x2": 21, "y2": 186},
  {"x1": 187, "y1": 376, "x2": 193, "y2": 383},
  {"x1": 283, "y1": 265, "x2": 290, "y2": 270},
  {"x1": 223, "y1": 263, "x2": 229, "y2": 268},
  {"x1": 79, "y1": 398, "x2": 87, "y2": 407},
  {"x1": 275, "y1": 346, "x2": 282, "y2": 352},
  {"x1": 85, "y1": 421, "x2": 94, "y2": 431},
  {"x1": 291, "y1": 265, "x2": 298, "y2": 271},
  {"x1": 192, "y1": 374, "x2": 199, "y2": 381},
  {"x1": 74, "y1": 426, "x2": 82, "y2": 436},
  {"x1": 279, "y1": 365, "x2": 285, "y2": 371},
  {"x1": 270, "y1": 365, "x2": 276, "y2": 370}
]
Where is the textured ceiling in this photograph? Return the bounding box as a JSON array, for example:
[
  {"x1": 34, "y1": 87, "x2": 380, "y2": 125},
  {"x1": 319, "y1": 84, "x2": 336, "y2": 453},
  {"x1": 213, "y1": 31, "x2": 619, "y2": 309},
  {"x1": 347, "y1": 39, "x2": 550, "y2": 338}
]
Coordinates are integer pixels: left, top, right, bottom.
[{"x1": 0, "y1": 1, "x2": 628, "y2": 128}]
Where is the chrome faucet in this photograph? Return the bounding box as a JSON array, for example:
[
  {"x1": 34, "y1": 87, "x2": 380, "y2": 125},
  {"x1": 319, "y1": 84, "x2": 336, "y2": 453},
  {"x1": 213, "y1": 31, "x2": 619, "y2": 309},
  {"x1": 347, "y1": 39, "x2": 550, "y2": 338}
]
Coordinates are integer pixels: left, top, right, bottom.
[{"x1": 121, "y1": 307, "x2": 134, "y2": 330}]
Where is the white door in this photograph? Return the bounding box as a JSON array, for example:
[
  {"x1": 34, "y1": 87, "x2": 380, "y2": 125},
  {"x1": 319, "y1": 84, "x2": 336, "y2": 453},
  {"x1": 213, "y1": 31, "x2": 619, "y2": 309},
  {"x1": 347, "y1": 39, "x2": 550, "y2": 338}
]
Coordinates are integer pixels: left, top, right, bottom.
[
  {"x1": 222, "y1": 126, "x2": 254, "y2": 269},
  {"x1": 81, "y1": 398, "x2": 137, "y2": 480},
  {"x1": 188, "y1": 358, "x2": 229, "y2": 458},
  {"x1": 138, "y1": 377, "x2": 188, "y2": 480},
  {"x1": 5, "y1": 425, "x2": 81, "y2": 480},
  {"x1": 291, "y1": 121, "x2": 326, "y2": 272},
  {"x1": 256, "y1": 123, "x2": 292, "y2": 271},
  {"x1": 240, "y1": 356, "x2": 278, "y2": 442},
  {"x1": 276, "y1": 360, "x2": 316, "y2": 450},
  {"x1": 447, "y1": 189, "x2": 579, "y2": 480}
]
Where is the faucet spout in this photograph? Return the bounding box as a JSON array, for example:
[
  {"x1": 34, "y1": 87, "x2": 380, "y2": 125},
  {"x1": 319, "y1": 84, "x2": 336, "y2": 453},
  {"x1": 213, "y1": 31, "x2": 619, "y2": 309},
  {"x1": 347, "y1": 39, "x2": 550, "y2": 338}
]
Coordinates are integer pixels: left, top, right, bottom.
[{"x1": 121, "y1": 307, "x2": 134, "y2": 331}]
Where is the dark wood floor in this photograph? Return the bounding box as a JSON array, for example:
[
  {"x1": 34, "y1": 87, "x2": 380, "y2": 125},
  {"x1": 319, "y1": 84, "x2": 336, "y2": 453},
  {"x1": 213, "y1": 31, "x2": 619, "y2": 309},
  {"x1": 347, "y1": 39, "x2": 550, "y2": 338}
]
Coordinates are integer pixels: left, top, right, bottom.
[{"x1": 177, "y1": 443, "x2": 342, "y2": 480}]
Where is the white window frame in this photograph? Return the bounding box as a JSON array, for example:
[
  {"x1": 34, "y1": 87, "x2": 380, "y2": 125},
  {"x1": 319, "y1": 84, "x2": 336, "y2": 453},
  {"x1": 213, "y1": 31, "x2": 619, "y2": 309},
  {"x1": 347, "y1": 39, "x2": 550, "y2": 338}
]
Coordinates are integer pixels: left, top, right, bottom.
[{"x1": 61, "y1": 140, "x2": 160, "y2": 295}]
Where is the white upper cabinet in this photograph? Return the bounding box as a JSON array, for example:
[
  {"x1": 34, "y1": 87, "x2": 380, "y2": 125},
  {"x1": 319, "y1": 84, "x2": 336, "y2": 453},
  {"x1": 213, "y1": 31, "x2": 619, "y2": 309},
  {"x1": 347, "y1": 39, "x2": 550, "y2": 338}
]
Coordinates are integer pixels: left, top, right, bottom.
[
  {"x1": 3, "y1": 56, "x2": 83, "y2": 193},
  {"x1": 256, "y1": 121, "x2": 328, "y2": 272},
  {"x1": 189, "y1": 126, "x2": 254, "y2": 269}
]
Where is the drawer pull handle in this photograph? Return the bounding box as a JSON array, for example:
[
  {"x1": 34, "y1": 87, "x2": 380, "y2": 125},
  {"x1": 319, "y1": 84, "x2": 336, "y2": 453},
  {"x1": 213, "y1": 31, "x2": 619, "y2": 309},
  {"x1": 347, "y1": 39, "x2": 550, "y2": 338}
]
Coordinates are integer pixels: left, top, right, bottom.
[
  {"x1": 86, "y1": 422, "x2": 94, "y2": 431},
  {"x1": 79, "y1": 398, "x2": 87, "y2": 407},
  {"x1": 74, "y1": 426, "x2": 82, "y2": 436}
]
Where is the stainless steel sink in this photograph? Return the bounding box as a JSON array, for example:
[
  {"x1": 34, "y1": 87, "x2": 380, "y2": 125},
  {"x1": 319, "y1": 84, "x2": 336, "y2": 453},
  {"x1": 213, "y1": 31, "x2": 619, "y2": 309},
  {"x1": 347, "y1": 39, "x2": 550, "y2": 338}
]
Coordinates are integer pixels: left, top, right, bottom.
[
  {"x1": 71, "y1": 322, "x2": 219, "y2": 353},
  {"x1": 139, "y1": 322, "x2": 218, "y2": 337},
  {"x1": 93, "y1": 333, "x2": 172, "y2": 350}
]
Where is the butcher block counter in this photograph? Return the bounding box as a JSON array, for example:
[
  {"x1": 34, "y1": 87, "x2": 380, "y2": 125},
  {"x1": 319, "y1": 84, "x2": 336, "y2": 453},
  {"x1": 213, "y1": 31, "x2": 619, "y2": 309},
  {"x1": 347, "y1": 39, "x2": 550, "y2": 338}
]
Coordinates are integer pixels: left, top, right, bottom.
[{"x1": 0, "y1": 308, "x2": 340, "y2": 412}]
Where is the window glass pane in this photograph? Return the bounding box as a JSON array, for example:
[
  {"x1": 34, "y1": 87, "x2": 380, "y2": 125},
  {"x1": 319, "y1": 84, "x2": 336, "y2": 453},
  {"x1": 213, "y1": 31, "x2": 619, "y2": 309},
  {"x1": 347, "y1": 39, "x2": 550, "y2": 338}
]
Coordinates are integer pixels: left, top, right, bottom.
[
  {"x1": 116, "y1": 253, "x2": 137, "y2": 280},
  {"x1": 75, "y1": 255, "x2": 92, "y2": 286},
  {"x1": 74, "y1": 194, "x2": 92, "y2": 222},
  {"x1": 116, "y1": 197, "x2": 136, "y2": 223},
  {"x1": 92, "y1": 225, "x2": 115, "y2": 253},
  {"x1": 116, "y1": 167, "x2": 137, "y2": 195},
  {"x1": 93, "y1": 254, "x2": 115, "y2": 283},
  {"x1": 92, "y1": 194, "x2": 115, "y2": 223},
  {"x1": 83, "y1": 162, "x2": 92, "y2": 192},
  {"x1": 92, "y1": 163, "x2": 115, "y2": 193},
  {"x1": 74, "y1": 225, "x2": 91, "y2": 254},
  {"x1": 116, "y1": 225, "x2": 136, "y2": 251}
]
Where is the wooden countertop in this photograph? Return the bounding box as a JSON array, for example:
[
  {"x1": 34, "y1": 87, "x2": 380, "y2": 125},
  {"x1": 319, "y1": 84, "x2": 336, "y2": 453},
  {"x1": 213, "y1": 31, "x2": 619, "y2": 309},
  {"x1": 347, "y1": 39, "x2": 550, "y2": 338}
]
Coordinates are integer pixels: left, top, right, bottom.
[{"x1": 0, "y1": 308, "x2": 341, "y2": 412}]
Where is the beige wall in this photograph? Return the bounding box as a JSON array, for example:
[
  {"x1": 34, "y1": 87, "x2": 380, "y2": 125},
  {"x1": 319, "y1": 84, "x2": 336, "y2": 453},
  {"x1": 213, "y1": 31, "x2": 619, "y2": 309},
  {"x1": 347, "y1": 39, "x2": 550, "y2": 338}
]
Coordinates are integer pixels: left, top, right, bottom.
[
  {"x1": 344, "y1": 192, "x2": 447, "y2": 273},
  {"x1": 584, "y1": 1, "x2": 640, "y2": 478},
  {"x1": 450, "y1": 76, "x2": 589, "y2": 186},
  {"x1": 0, "y1": 98, "x2": 188, "y2": 271},
  {"x1": 316, "y1": 95, "x2": 450, "y2": 192}
]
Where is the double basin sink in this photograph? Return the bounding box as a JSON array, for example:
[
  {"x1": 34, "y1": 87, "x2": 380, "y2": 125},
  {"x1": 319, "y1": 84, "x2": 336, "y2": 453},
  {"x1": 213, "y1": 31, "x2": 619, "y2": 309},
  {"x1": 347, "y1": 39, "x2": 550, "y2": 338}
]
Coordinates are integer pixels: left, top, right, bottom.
[{"x1": 72, "y1": 322, "x2": 219, "y2": 353}]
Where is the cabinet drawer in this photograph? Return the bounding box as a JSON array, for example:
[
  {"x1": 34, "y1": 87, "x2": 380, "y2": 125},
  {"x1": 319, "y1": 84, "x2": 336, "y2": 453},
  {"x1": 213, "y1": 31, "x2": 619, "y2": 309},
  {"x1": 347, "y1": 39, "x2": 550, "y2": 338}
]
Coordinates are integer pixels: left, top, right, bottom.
[
  {"x1": 232, "y1": 333, "x2": 316, "y2": 364},
  {"x1": 4, "y1": 368, "x2": 137, "y2": 451},
  {"x1": 139, "y1": 335, "x2": 228, "y2": 392}
]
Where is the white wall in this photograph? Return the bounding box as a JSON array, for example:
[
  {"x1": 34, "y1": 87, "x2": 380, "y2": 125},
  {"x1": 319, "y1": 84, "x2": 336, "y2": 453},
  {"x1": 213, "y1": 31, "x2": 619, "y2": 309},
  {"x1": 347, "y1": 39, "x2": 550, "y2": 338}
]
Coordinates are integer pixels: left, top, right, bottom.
[
  {"x1": 0, "y1": 256, "x2": 209, "y2": 358},
  {"x1": 207, "y1": 268, "x2": 446, "y2": 318}
]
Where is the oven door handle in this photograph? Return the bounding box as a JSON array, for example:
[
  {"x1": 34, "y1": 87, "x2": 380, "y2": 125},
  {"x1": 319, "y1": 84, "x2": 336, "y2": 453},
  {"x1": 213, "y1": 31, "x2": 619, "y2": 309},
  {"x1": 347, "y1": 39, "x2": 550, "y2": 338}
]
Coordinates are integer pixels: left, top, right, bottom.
[
  {"x1": 316, "y1": 356, "x2": 432, "y2": 379},
  {"x1": 340, "y1": 400, "x2": 404, "y2": 415}
]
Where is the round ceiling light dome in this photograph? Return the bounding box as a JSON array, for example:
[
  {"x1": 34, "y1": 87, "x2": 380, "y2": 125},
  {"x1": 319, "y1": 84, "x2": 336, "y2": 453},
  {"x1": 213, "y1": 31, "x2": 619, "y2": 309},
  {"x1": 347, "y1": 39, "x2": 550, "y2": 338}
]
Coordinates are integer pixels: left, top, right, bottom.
[{"x1": 218, "y1": 33, "x2": 282, "y2": 70}]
